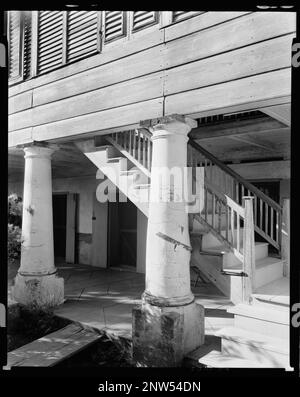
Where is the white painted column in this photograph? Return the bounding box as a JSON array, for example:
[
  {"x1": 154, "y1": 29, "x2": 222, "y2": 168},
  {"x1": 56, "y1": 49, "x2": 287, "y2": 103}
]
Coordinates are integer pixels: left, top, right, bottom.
[
  {"x1": 132, "y1": 115, "x2": 204, "y2": 367},
  {"x1": 12, "y1": 143, "x2": 64, "y2": 308},
  {"x1": 143, "y1": 115, "x2": 196, "y2": 306}
]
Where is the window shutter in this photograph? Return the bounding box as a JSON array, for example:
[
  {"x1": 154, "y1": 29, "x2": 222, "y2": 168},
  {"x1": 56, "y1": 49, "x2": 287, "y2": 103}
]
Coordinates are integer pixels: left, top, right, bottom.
[
  {"x1": 8, "y1": 11, "x2": 23, "y2": 82},
  {"x1": 67, "y1": 11, "x2": 100, "y2": 63},
  {"x1": 37, "y1": 11, "x2": 64, "y2": 74},
  {"x1": 104, "y1": 11, "x2": 126, "y2": 42},
  {"x1": 132, "y1": 11, "x2": 158, "y2": 31},
  {"x1": 23, "y1": 13, "x2": 32, "y2": 79},
  {"x1": 172, "y1": 11, "x2": 201, "y2": 22}
]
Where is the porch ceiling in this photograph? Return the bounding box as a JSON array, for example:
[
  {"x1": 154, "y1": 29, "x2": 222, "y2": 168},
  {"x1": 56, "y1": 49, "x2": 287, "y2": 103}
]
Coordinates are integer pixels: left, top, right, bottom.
[
  {"x1": 8, "y1": 142, "x2": 97, "y2": 182},
  {"x1": 189, "y1": 113, "x2": 290, "y2": 163}
]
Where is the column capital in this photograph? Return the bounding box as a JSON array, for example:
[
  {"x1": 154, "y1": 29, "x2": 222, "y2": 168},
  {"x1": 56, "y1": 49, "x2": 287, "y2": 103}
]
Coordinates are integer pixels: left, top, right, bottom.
[
  {"x1": 19, "y1": 142, "x2": 58, "y2": 159},
  {"x1": 140, "y1": 114, "x2": 197, "y2": 136}
]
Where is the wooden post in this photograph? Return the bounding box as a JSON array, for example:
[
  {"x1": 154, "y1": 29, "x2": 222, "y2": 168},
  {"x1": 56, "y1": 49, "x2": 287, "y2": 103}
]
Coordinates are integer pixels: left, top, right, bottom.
[
  {"x1": 242, "y1": 196, "x2": 255, "y2": 303},
  {"x1": 282, "y1": 198, "x2": 290, "y2": 277}
]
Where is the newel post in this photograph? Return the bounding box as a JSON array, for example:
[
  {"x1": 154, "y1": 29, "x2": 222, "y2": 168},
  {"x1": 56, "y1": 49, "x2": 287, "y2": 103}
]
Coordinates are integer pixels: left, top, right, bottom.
[{"x1": 242, "y1": 196, "x2": 255, "y2": 303}]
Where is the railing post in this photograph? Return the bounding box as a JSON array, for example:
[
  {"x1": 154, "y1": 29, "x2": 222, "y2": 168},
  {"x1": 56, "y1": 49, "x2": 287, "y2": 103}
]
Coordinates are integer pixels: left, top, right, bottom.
[
  {"x1": 282, "y1": 198, "x2": 290, "y2": 277},
  {"x1": 242, "y1": 196, "x2": 255, "y2": 304}
]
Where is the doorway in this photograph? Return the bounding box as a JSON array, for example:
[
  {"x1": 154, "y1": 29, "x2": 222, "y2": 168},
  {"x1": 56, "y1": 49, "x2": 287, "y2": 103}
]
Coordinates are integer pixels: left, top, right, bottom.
[
  {"x1": 107, "y1": 194, "x2": 137, "y2": 269},
  {"x1": 53, "y1": 194, "x2": 67, "y2": 260}
]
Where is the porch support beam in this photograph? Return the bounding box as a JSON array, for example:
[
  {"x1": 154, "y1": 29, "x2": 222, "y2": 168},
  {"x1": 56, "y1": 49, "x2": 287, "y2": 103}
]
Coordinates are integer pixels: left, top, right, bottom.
[
  {"x1": 132, "y1": 114, "x2": 205, "y2": 367},
  {"x1": 12, "y1": 142, "x2": 64, "y2": 308}
]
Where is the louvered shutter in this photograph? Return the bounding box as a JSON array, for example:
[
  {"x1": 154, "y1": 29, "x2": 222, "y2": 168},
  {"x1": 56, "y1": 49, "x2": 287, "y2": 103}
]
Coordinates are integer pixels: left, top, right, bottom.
[
  {"x1": 23, "y1": 12, "x2": 32, "y2": 79},
  {"x1": 67, "y1": 11, "x2": 100, "y2": 63},
  {"x1": 104, "y1": 11, "x2": 126, "y2": 42},
  {"x1": 173, "y1": 11, "x2": 201, "y2": 22},
  {"x1": 37, "y1": 11, "x2": 64, "y2": 74},
  {"x1": 8, "y1": 11, "x2": 23, "y2": 82},
  {"x1": 132, "y1": 11, "x2": 158, "y2": 31}
]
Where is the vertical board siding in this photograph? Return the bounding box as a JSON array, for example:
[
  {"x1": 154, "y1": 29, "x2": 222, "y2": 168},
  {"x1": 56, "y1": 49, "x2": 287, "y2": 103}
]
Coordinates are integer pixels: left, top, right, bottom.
[
  {"x1": 104, "y1": 11, "x2": 126, "y2": 42},
  {"x1": 132, "y1": 11, "x2": 158, "y2": 31},
  {"x1": 37, "y1": 11, "x2": 64, "y2": 74},
  {"x1": 67, "y1": 11, "x2": 100, "y2": 62}
]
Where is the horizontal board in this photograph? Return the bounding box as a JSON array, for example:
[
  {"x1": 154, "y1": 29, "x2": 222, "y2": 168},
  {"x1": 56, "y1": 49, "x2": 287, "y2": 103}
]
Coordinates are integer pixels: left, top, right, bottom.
[
  {"x1": 164, "y1": 12, "x2": 296, "y2": 69},
  {"x1": 165, "y1": 34, "x2": 294, "y2": 95},
  {"x1": 9, "y1": 90, "x2": 32, "y2": 114},
  {"x1": 9, "y1": 27, "x2": 164, "y2": 98},
  {"x1": 32, "y1": 45, "x2": 163, "y2": 107},
  {"x1": 165, "y1": 68, "x2": 291, "y2": 116},
  {"x1": 31, "y1": 98, "x2": 163, "y2": 141},
  {"x1": 165, "y1": 11, "x2": 249, "y2": 41},
  {"x1": 8, "y1": 128, "x2": 32, "y2": 148},
  {"x1": 229, "y1": 160, "x2": 290, "y2": 180},
  {"x1": 9, "y1": 72, "x2": 164, "y2": 131}
]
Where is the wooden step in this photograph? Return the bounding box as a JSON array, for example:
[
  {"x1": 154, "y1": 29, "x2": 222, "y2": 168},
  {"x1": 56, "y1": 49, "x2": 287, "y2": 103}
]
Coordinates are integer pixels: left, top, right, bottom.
[
  {"x1": 198, "y1": 350, "x2": 271, "y2": 368},
  {"x1": 7, "y1": 323, "x2": 101, "y2": 367},
  {"x1": 216, "y1": 326, "x2": 289, "y2": 367},
  {"x1": 228, "y1": 301, "x2": 289, "y2": 339},
  {"x1": 253, "y1": 277, "x2": 289, "y2": 307}
]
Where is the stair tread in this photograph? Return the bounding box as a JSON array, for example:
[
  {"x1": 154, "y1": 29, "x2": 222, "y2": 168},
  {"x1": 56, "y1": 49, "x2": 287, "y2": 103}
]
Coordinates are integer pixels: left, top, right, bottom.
[
  {"x1": 216, "y1": 326, "x2": 289, "y2": 353},
  {"x1": 253, "y1": 277, "x2": 289, "y2": 306},
  {"x1": 106, "y1": 156, "x2": 124, "y2": 162},
  {"x1": 198, "y1": 350, "x2": 273, "y2": 368},
  {"x1": 227, "y1": 302, "x2": 289, "y2": 322},
  {"x1": 223, "y1": 256, "x2": 283, "y2": 272}
]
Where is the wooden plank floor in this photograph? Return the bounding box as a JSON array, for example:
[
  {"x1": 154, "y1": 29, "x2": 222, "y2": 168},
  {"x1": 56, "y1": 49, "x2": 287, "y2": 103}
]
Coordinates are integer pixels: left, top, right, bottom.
[{"x1": 8, "y1": 323, "x2": 101, "y2": 367}]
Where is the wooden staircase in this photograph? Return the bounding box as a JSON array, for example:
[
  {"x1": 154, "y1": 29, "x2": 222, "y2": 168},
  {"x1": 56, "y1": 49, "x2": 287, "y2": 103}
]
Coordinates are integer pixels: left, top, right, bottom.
[{"x1": 76, "y1": 127, "x2": 289, "y2": 368}]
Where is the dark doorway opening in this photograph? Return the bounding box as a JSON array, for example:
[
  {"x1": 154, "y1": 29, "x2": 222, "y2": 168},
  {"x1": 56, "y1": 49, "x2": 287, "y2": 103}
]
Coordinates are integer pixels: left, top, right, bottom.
[
  {"x1": 53, "y1": 194, "x2": 67, "y2": 260},
  {"x1": 108, "y1": 193, "x2": 137, "y2": 269}
]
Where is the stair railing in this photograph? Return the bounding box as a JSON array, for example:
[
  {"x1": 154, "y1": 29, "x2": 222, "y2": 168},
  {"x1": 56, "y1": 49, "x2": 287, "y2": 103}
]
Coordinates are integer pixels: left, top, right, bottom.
[
  {"x1": 107, "y1": 129, "x2": 153, "y2": 176},
  {"x1": 188, "y1": 139, "x2": 282, "y2": 253}
]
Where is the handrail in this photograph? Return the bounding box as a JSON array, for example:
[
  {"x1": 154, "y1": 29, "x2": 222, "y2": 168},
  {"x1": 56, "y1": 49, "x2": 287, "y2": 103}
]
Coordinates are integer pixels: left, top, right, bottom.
[{"x1": 188, "y1": 139, "x2": 282, "y2": 212}]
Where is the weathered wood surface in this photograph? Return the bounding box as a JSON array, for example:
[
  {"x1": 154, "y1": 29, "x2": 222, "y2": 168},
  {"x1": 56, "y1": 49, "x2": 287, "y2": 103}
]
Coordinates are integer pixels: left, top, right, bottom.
[
  {"x1": 7, "y1": 323, "x2": 101, "y2": 367},
  {"x1": 8, "y1": 11, "x2": 295, "y2": 145}
]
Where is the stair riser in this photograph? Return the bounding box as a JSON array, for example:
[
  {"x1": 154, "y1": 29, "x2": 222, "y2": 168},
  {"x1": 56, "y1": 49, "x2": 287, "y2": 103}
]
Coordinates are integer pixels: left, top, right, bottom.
[
  {"x1": 255, "y1": 262, "x2": 283, "y2": 289},
  {"x1": 234, "y1": 315, "x2": 289, "y2": 340},
  {"x1": 221, "y1": 338, "x2": 289, "y2": 367},
  {"x1": 223, "y1": 244, "x2": 268, "y2": 267}
]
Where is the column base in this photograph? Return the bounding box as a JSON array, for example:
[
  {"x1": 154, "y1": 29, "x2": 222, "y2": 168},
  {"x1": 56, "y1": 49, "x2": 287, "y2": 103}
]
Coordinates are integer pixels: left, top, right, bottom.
[
  {"x1": 132, "y1": 300, "x2": 204, "y2": 367},
  {"x1": 11, "y1": 272, "x2": 64, "y2": 309}
]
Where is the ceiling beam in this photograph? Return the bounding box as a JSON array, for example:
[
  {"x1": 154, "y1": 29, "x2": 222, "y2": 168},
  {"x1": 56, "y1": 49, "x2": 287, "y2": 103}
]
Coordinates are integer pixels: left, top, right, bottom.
[{"x1": 260, "y1": 104, "x2": 290, "y2": 126}]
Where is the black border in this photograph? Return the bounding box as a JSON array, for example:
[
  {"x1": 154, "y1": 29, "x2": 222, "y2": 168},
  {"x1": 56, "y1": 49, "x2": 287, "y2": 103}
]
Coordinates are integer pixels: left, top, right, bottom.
[{"x1": 0, "y1": 1, "x2": 299, "y2": 387}]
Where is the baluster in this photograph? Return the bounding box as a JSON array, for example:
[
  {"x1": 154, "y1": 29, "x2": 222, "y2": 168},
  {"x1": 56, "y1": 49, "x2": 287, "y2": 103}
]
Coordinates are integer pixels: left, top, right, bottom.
[
  {"x1": 212, "y1": 193, "x2": 215, "y2": 228},
  {"x1": 209, "y1": 161, "x2": 213, "y2": 182},
  {"x1": 270, "y1": 207, "x2": 274, "y2": 240},
  {"x1": 116, "y1": 132, "x2": 119, "y2": 145},
  {"x1": 231, "y1": 207, "x2": 235, "y2": 246},
  {"x1": 259, "y1": 198, "x2": 263, "y2": 229},
  {"x1": 133, "y1": 130, "x2": 137, "y2": 160},
  {"x1": 147, "y1": 136, "x2": 151, "y2": 170},
  {"x1": 143, "y1": 135, "x2": 146, "y2": 168},
  {"x1": 205, "y1": 188, "x2": 208, "y2": 221},
  {"x1": 137, "y1": 131, "x2": 141, "y2": 164},
  {"x1": 129, "y1": 130, "x2": 132, "y2": 155},
  {"x1": 204, "y1": 159, "x2": 208, "y2": 179},
  {"x1": 241, "y1": 185, "x2": 245, "y2": 200},
  {"x1": 237, "y1": 213, "x2": 240, "y2": 253},
  {"x1": 236, "y1": 181, "x2": 239, "y2": 203},
  {"x1": 254, "y1": 195, "x2": 257, "y2": 227},
  {"x1": 276, "y1": 210, "x2": 279, "y2": 244},
  {"x1": 265, "y1": 202, "x2": 268, "y2": 235},
  {"x1": 218, "y1": 200, "x2": 222, "y2": 234},
  {"x1": 225, "y1": 205, "x2": 229, "y2": 241}
]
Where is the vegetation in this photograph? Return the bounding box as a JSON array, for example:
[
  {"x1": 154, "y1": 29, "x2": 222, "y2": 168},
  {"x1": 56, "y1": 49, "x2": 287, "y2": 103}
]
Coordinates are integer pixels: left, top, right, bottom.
[{"x1": 8, "y1": 194, "x2": 22, "y2": 262}]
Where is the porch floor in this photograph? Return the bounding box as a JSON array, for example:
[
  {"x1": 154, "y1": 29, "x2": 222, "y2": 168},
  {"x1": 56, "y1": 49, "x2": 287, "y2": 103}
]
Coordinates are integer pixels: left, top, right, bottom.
[
  {"x1": 8, "y1": 261, "x2": 234, "y2": 339},
  {"x1": 54, "y1": 263, "x2": 234, "y2": 339}
]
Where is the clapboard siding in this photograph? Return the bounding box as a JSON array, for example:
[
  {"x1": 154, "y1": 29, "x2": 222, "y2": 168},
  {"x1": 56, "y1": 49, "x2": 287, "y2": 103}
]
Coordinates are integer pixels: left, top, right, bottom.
[
  {"x1": 164, "y1": 34, "x2": 293, "y2": 95},
  {"x1": 8, "y1": 11, "x2": 295, "y2": 146},
  {"x1": 32, "y1": 45, "x2": 163, "y2": 107},
  {"x1": 9, "y1": 72, "x2": 164, "y2": 131},
  {"x1": 9, "y1": 91, "x2": 32, "y2": 115},
  {"x1": 164, "y1": 12, "x2": 295, "y2": 69},
  {"x1": 165, "y1": 68, "x2": 291, "y2": 117},
  {"x1": 164, "y1": 11, "x2": 250, "y2": 41},
  {"x1": 9, "y1": 26, "x2": 164, "y2": 98},
  {"x1": 31, "y1": 98, "x2": 163, "y2": 141}
]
